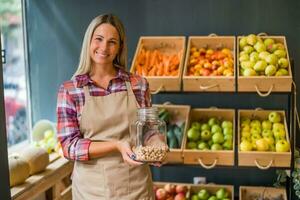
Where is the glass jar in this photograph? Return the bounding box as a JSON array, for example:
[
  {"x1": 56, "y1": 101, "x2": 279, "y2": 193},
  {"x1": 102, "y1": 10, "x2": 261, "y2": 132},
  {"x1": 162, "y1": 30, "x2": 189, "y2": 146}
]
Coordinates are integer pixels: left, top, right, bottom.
[{"x1": 132, "y1": 107, "x2": 168, "y2": 162}]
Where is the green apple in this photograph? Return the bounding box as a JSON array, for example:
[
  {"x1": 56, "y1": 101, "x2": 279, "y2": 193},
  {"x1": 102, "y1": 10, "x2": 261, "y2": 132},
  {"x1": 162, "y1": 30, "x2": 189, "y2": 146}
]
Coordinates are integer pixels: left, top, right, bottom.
[
  {"x1": 262, "y1": 120, "x2": 272, "y2": 130},
  {"x1": 223, "y1": 140, "x2": 233, "y2": 150},
  {"x1": 191, "y1": 194, "x2": 200, "y2": 200},
  {"x1": 212, "y1": 132, "x2": 224, "y2": 144},
  {"x1": 223, "y1": 127, "x2": 233, "y2": 135},
  {"x1": 239, "y1": 37, "x2": 248, "y2": 49},
  {"x1": 266, "y1": 43, "x2": 278, "y2": 53},
  {"x1": 265, "y1": 54, "x2": 278, "y2": 65},
  {"x1": 268, "y1": 112, "x2": 281, "y2": 123},
  {"x1": 250, "y1": 119, "x2": 261, "y2": 128},
  {"x1": 243, "y1": 68, "x2": 257, "y2": 76},
  {"x1": 259, "y1": 51, "x2": 270, "y2": 60},
  {"x1": 274, "y1": 49, "x2": 286, "y2": 58},
  {"x1": 251, "y1": 133, "x2": 262, "y2": 142},
  {"x1": 275, "y1": 140, "x2": 290, "y2": 152},
  {"x1": 239, "y1": 54, "x2": 250, "y2": 62},
  {"x1": 222, "y1": 120, "x2": 233, "y2": 129},
  {"x1": 208, "y1": 196, "x2": 217, "y2": 200},
  {"x1": 208, "y1": 117, "x2": 220, "y2": 126},
  {"x1": 211, "y1": 143, "x2": 223, "y2": 151},
  {"x1": 273, "y1": 122, "x2": 285, "y2": 131},
  {"x1": 198, "y1": 141, "x2": 208, "y2": 150},
  {"x1": 208, "y1": 140, "x2": 213, "y2": 147},
  {"x1": 224, "y1": 134, "x2": 233, "y2": 142},
  {"x1": 243, "y1": 45, "x2": 254, "y2": 54},
  {"x1": 254, "y1": 60, "x2": 267, "y2": 72},
  {"x1": 262, "y1": 129, "x2": 273, "y2": 138},
  {"x1": 246, "y1": 34, "x2": 257, "y2": 45},
  {"x1": 216, "y1": 188, "x2": 229, "y2": 199},
  {"x1": 241, "y1": 136, "x2": 251, "y2": 142},
  {"x1": 276, "y1": 68, "x2": 289, "y2": 76},
  {"x1": 201, "y1": 123, "x2": 211, "y2": 131},
  {"x1": 198, "y1": 189, "x2": 210, "y2": 200},
  {"x1": 211, "y1": 124, "x2": 222, "y2": 134},
  {"x1": 241, "y1": 117, "x2": 251, "y2": 125},
  {"x1": 264, "y1": 135, "x2": 275, "y2": 146},
  {"x1": 264, "y1": 38, "x2": 275, "y2": 47},
  {"x1": 240, "y1": 140, "x2": 252, "y2": 151},
  {"x1": 273, "y1": 128, "x2": 286, "y2": 140},
  {"x1": 254, "y1": 41, "x2": 266, "y2": 52},
  {"x1": 241, "y1": 61, "x2": 255, "y2": 69},
  {"x1": 250, "y1": 126, "x2": 262, "y2": 135},
  {"x1": 278, "y1": 57, "x2": 289, "y2": 68},
  {"x1": 276, "y1": 43, "x2": 285, "y2": 50},
  {"x1": 256, "y1": 138, "x2": 269, "y2": 151},
  {"x1": 265, "y1": 65, "x2": 277, "y2": 76},
  {"x1": 241, "y1": 124, "x2": 250, "y2": 132},
  {"x1": 201, "y1": 130, "x2": 212, "y2": 141},
  {"x1": 187, "y1": 141, "x2": 197, "y2": 149},
  {"x1": 191, "y1": 122, "x2": 202, "y2": 130},
  {"x1": 241, "y1": 130, "x2": 251, "y2": 138},
  {"x1": 187, "y1": 127, "x2": 200, "y2": 141},
  {"x1": 250, "y1": 52, "x2": 259, "y2": 62}
]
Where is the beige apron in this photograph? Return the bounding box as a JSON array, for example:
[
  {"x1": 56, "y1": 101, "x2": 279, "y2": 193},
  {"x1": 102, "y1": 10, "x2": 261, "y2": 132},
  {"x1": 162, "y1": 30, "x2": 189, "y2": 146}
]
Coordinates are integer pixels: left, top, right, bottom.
[{"x1": 72, "y1": 81, "x2": 154, "y2": 200}]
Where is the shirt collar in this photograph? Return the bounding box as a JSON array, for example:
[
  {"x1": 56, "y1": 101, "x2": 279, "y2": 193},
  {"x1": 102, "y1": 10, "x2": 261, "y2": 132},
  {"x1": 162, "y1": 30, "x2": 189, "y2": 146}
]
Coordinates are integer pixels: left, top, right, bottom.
[{"x1": 74, "y1": 66, "x2": 130, "y2": 88}]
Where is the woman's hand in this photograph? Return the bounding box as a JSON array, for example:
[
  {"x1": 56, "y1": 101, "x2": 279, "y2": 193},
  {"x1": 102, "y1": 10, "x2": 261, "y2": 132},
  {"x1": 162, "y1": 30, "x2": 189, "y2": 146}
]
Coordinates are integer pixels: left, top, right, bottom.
[{"x1": 116, "y1": 141, "x2": 143, "y2": 166}]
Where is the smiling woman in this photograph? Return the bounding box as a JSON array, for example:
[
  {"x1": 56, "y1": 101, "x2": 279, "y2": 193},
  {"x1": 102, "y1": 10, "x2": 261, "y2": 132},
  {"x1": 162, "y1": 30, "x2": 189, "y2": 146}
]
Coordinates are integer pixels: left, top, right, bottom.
[{"x1": 57, "y1": 14, "x2": 154, "y2": 200}]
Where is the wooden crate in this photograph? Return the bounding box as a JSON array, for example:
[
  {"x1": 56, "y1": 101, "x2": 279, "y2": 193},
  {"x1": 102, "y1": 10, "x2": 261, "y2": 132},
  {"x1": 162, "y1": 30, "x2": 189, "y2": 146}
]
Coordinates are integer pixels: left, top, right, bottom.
[
  {"x1": 238, "y1": 109, "x2": 291, "y2": 168},
  {"x1": 183, "y1": 108, "x2": 235, "y2": 168},
  {"x1": 182, "y1": 36, "x2": 236, "y2": 92},
  {"x1": 154, "y1": 182, "x2": 234, "y2": 200},
  {"x1": 153, "y1": 104, "x2": 191, "y2": 163},
  {"x1": 130, "y1": 36, "x2": 186, "y2": 93},
  {"x1": 239, "y1": 186, "x2": 287, "y2": 200},
  {"x1": 237, "y1": 36, "x2": 292, "y2": 93}
]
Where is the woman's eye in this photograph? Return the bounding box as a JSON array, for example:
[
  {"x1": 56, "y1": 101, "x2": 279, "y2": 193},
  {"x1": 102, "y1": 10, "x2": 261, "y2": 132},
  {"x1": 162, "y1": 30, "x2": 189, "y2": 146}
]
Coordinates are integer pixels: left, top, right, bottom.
[
  {"x1": 96, "y1": 37, "x2": 102, "y2": 41},
  {"x1": 109, "y1": 41, "x2": 116, "y2": 44}
]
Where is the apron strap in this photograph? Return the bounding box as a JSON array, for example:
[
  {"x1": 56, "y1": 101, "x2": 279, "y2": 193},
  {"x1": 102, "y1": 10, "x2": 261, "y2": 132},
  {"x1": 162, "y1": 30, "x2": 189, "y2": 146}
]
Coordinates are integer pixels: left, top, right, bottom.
[
  {"x1": 83, "y1": 86, "x2": 90, "y2": 101},
  {"x1": 125, "y1": 81, "x2": 140, "y2": 108}
]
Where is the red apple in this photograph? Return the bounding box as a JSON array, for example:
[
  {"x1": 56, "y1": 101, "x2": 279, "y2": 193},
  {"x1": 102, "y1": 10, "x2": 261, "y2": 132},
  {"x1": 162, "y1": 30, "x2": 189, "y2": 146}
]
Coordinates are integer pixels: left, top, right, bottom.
[
  {"x1": 164, "y1": 183, "x2": 176, "y2": 195},
  {"x1": 174, "y1": 192, "x2": 186, "y2": 200},
  {"x1": 175, "y1": 185, "x2": 188, "y2": 194},
  {"x1": 156, "y1": 188, "x2": 167, "y2": 200}
]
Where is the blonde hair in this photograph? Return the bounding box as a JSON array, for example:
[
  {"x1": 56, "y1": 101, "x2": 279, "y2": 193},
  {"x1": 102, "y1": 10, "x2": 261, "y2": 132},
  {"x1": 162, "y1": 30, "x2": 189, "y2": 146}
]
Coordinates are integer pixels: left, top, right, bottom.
[{"x1": 73, "y1": 14, "x2": 127, "y2": 77}]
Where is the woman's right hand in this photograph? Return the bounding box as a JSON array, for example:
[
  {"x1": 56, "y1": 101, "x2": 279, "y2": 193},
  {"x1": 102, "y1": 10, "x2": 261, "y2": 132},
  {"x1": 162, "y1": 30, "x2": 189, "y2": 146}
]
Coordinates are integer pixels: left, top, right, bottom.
[{"x1": 116, "y1": 141, "x2": 143, "y2": 166}]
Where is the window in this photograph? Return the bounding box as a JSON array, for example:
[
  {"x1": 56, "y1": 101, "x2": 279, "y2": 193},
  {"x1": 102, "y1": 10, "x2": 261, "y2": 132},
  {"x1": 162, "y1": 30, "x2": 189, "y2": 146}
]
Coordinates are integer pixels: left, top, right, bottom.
[{"x1": 1, "y1": 0, "x2": 29, "y2": 147}]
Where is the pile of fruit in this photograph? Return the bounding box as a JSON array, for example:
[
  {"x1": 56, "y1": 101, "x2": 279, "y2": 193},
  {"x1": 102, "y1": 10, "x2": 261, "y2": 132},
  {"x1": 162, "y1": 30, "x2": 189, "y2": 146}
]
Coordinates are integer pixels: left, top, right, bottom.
[
  {"x1": 33, "y1": 129, "x2": 59, "y2": 154},
  {"x1": 239, "y1": 111, "x2": 290, "y2": 152},
  {"x1": 187, "y1": 46, "x2": 234, "y2": 76},
  {"x1": 190, "y1": 187, "x2": 230, "y2": 200},
  {"x1": 186, "y1": 117, "x2": 233, "y2": 151},
  {"x1": 154, "y1": 183, "x2": 188, "y2": 200},
  {"x1": 134, "y1": 48, "x2": 181, "y2": 76},
  {"x1": 239, "y1": 34, "x2": 289, "y2": 76},
  {"x1": 159, "y1": 108, "x2": 185, "y2": 149}
]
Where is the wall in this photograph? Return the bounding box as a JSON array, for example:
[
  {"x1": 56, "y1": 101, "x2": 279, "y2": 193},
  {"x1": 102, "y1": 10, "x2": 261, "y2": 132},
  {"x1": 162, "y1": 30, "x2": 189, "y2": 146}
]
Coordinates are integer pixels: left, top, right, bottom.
[
  {"x1": 25, "y1": 0, "x2": 300, "y2": 123},
  {"x1": 24, "y1": 0, "x2": 300, "y2": 197}
]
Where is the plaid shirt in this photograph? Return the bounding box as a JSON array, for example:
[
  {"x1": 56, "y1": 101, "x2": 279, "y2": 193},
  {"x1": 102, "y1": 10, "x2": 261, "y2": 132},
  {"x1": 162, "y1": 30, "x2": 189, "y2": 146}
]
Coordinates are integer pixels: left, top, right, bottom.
[{"x1": 56, "y1": 67, "x2": 151, "y2": 161}]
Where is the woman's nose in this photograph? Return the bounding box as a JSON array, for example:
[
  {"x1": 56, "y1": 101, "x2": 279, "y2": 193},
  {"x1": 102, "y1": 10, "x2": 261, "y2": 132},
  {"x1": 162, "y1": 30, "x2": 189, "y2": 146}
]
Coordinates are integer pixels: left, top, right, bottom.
[{"x1": 100, "y1": 41, "x2": 109, "y2": 51}]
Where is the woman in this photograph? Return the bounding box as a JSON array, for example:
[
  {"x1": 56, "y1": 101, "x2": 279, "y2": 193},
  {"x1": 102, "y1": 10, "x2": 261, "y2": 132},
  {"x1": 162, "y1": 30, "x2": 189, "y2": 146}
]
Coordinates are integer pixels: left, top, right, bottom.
[{"x1": 56, "y1": 14, "x2": 154, "y2": 199}]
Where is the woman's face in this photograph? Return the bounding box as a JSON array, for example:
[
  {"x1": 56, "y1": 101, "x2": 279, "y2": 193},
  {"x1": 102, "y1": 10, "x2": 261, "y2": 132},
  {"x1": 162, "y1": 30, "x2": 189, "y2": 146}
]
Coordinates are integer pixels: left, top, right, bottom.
[{"x1": 90, "y1": 23, "x2": 120, "y2": 66}]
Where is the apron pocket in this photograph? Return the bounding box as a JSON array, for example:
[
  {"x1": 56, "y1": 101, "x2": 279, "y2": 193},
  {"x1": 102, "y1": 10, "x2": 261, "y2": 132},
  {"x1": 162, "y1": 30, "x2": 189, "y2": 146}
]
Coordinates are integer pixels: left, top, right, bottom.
[{"x1": 103, "y1": 162, "x2": 130, "y2": 198}]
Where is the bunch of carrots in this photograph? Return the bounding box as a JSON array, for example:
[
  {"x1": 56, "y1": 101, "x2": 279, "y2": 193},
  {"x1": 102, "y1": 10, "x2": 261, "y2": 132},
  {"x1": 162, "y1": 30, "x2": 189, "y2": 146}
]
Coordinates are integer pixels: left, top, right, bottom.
[{"x1": 134, "y1": 48, "x2": 181, "y2": 76}]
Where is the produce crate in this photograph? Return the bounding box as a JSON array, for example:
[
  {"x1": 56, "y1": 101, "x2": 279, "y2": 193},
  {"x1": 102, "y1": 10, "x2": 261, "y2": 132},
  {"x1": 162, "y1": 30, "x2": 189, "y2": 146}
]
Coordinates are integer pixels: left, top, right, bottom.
[
  {"x1": 183, "y1": 108, "x2": 235, "y2": 168},
  {"x1": 154, "y1": 181, "x2": 234, "y2": 200},
  {"x1": 153, "y1": 104, "x2": 191, "y2": 163},
  {"x1": 130, "y1": 36, "x2": 186, "y2": 93},
  {"x1": 238, "y1": 109, "x2": 291, "y2": 168},
  {"x1": 237, "y1": 35, "x2": 292, "y2": 94},
  {"x1": 182, "y1": 36, "x2": 236, "y2": 92},
  {"x1": 239, "y1": 186, "x2": 287, "y2": 200}
]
